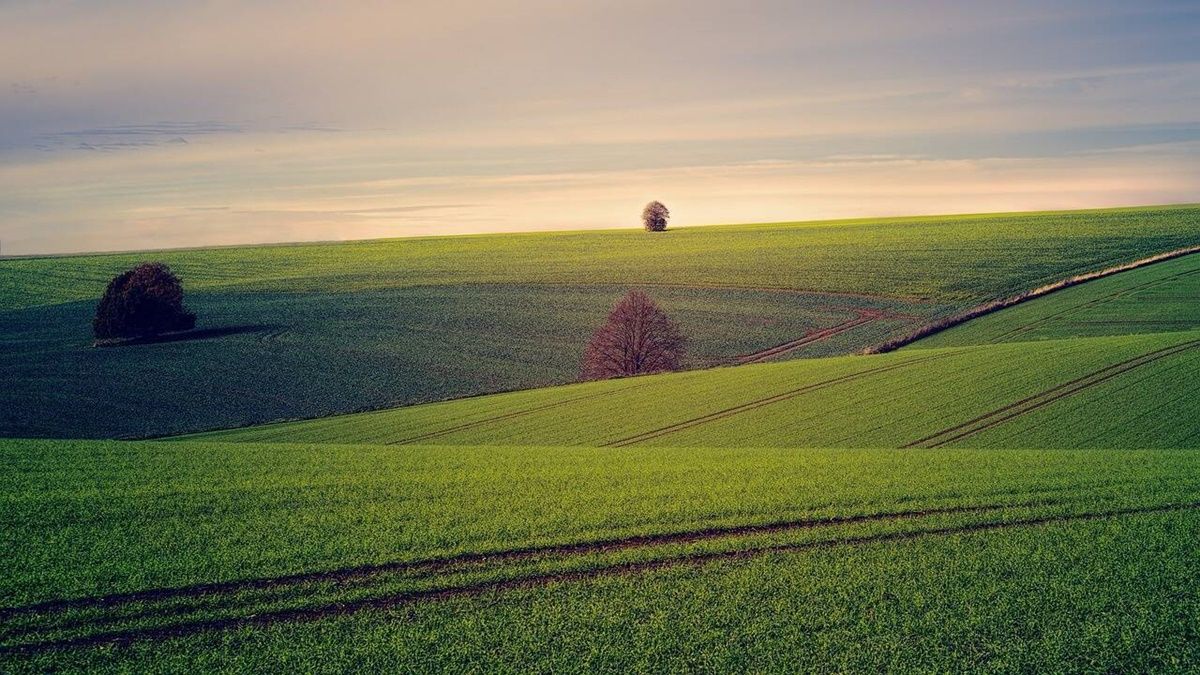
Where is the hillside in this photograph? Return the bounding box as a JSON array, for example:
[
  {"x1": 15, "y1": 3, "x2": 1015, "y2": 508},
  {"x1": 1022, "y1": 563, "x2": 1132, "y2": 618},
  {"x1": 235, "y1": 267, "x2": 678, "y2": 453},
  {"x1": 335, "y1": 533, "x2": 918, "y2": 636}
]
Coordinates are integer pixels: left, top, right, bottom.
[
  {"x1": 5, "y1": 208, "x2": 1200, "y2": 670},
  {"x1": 2, "y1": 204, "x2": 1197, "y2": 439},
  {"x1": 915, "y1": 249, "x2": 1200, "y2": 347},
  {"x1": 3, "y1": 439, "x2": 1198, "y2": 670}
]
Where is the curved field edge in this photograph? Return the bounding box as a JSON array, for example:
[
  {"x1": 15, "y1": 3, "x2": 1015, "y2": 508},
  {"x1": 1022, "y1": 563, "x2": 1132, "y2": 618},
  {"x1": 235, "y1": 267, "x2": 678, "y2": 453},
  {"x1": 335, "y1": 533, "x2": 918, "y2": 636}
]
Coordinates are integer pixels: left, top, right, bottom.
[
  {"x1": 185, "y1": 329, "x2": 1200, "y2": 448},
  {"x1": 866, "y1": 244, "x2": 1200, "y2": 353},
  {"x1": 915, "y1": 246, "x2": 1200, "y2": 348}
]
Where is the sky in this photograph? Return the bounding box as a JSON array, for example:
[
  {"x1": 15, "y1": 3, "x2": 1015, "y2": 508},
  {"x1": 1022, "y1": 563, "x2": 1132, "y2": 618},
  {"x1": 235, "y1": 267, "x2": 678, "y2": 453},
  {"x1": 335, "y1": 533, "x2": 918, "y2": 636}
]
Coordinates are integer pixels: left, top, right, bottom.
[{"x1": 1, "y1": 1, "x2": 1198, "y2": 255}]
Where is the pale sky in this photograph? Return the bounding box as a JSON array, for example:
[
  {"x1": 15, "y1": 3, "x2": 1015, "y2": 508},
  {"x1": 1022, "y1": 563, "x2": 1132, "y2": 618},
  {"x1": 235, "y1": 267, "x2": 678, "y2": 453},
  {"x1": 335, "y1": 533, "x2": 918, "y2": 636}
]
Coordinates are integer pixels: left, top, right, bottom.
[{"x1": 1, "y1": 0, "x2": 1198, "y2": 255}]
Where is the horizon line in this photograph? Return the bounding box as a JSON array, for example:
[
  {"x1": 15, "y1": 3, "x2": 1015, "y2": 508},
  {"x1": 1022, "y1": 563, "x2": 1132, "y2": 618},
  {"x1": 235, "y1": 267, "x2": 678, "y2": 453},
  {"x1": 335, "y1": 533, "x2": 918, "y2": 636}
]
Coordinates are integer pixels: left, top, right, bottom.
[{"x1": 4, "y1": 202, "x2": 1197, "y2": 262}]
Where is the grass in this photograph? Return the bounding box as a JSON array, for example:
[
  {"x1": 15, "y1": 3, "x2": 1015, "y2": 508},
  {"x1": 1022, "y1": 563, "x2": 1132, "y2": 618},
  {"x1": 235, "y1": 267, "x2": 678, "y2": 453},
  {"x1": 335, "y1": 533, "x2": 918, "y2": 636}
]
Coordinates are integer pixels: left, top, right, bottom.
[
  {"x1": 4, "y1": 205, "x2": 1198, "y2": 311},
  {"x1": 2, "y1": 439, "x2": 1198, "y2": 670},
  {"x1": 915, "y1": 250, "x2": 1200, "y2": 347},
  {"x1": 191, "y1": 329, "x2": 1200, "y2": 449},
  {"x1": 5, "y1": 206, "x2": 1200, "y2": 670},
  {"x1": 2, "y1": 204, "x2": 1197, "y2": 439},
  {"x1": 3, "y1": 285, "x2": 907, "y2": 438},
  {"x1": 14, "y1": 510, "x2": 1196, "y2": 673}
]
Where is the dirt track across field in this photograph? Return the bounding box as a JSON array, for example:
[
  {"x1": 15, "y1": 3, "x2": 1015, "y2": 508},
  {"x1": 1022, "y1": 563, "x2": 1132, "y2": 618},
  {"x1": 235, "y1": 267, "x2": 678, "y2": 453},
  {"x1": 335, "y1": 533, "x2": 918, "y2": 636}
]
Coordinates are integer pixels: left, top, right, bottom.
[
  {"x1": 4, "y1": 499, "x2": 1196, "y2": 655},
  {"x1": 903, "y1": 338, "x2": 1200, "y2": 448},
  {"x1": 607, "y1": 351, "x2": 953, "y2": 447}
]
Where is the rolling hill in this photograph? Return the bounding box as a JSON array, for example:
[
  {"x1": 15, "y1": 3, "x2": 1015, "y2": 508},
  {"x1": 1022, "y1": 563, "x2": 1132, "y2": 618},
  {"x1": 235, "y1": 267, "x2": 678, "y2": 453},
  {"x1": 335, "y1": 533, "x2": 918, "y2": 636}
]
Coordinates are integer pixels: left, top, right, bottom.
[
  {"x1": 2, "y1": 204, "x2": 1197, "y2": 439},
  {"x1": 3, "y1": 206, "x2": 1200, "y2": 671},
  {"x1": 3, "y1": 439, "x2": 1198, "y2": 670}
]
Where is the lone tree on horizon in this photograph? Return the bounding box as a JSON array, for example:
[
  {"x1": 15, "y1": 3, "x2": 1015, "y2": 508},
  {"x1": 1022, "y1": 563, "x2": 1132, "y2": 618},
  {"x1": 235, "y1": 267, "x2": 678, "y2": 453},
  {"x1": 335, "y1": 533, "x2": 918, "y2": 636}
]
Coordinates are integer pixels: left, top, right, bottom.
[
  {"x1": 93, "y1": 262, "x2": 196, "y2": 341},
  {"x1": 581, "y1": 290, "x2": 686, "y2": 380},
  {"x1": 642, "y1": 201, "x2": 670, "y2": 232}
]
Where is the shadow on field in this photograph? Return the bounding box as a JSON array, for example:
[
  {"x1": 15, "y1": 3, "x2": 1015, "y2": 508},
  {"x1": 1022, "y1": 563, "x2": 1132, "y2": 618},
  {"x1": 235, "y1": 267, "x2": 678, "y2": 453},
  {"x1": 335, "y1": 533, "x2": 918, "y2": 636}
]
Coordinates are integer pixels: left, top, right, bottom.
[{"x1": 93, "y1": 324, "x2": 279, "y2": 348}]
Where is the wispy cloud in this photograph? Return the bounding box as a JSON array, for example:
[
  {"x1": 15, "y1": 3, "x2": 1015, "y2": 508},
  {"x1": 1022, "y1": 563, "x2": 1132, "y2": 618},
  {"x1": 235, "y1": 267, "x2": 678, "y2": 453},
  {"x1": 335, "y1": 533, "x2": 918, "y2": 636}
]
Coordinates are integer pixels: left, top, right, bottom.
[{"x1": 0, "y1": 1, "x2": 1197, "y2": 253}]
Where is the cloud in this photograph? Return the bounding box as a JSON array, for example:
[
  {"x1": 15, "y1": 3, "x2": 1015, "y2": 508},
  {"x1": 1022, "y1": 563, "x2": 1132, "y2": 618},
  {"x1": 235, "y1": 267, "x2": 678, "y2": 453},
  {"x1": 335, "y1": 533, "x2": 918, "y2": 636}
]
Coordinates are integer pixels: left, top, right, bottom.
[{"x1": 0, "y1": 1, "x2": 1197, "y2": 253}]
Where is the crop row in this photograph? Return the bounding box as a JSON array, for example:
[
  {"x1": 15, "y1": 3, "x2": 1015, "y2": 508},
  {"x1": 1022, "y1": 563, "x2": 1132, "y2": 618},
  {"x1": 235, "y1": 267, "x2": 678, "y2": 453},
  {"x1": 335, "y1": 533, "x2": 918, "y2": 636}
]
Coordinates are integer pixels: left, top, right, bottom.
[{"x1": 196, "y1": 330, "x2": 1200, "y2": 449}]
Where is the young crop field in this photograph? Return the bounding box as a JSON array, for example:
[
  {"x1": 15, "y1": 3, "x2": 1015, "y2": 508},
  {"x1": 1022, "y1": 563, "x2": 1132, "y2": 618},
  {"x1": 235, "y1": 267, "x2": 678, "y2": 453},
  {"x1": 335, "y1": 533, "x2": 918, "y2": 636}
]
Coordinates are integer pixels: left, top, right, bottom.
[
  {"x1": 1, "y1": 205, "x2": 1196, "y2": 439},
  {"x1": 193, "y1": 329, "x2": 1200, "y2": 449},
  {"x1": 3, "y1": 207, "x2": 1200, "y2": 671},
  {"x1": 917, "y1": 250, "x2": 1200, "y2": 348},
  {"x1": 2, "y1": 440, "x2": 1198, "y2": 670}
]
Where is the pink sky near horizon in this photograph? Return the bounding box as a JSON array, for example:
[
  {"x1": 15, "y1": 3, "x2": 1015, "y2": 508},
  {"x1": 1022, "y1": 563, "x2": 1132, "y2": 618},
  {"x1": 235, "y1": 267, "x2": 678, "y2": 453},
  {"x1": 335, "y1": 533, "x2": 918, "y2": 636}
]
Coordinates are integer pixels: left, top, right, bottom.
[{"x1": 1, "y1": 1, "x2": 1198, "y2": 255}]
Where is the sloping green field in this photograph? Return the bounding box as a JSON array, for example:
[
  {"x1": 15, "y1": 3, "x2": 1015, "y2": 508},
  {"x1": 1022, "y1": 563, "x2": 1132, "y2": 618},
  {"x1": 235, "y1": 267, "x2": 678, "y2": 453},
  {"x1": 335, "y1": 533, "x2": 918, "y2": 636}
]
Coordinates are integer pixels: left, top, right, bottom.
[
  {"x1": 193, "y1": 330, "x2": 1200, "y2": 449},
  {"x1": 3, "y1": 440, "x2": 1198, "y2": 670},
  {"x1": 918, "y1": 249, "x2": 1200, "y2": 347},
  {"x1": 1, "y1": 205, "x2": 1196, "y2": 439},
  {"x1": 4, "y1": 205, "x2": 1196, "y2": 311},
  {"x1": 4, "y1": 207, "x2": 1200, "y2": 671}
]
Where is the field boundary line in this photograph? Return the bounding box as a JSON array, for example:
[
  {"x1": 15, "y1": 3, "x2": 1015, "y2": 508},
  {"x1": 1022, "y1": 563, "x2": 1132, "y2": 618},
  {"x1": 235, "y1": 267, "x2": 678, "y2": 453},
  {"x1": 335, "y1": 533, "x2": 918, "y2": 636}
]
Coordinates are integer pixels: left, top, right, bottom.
[
  {"x1": 903, "y1": 337, "x2": 1200, "y2": 448},
  {"x1": 606, "y1": 351, "x2": 955, "y2": 447},
  {"x1": 727, "y1": 308, "x2": 917, "y2": 365},
  {"x1": 983, "y1": 266, "x2": 1200, "y2": 344},
  {"x1": 865, "y1": 244, "x2": 1200, "y2": 353},
  {"x1": 5, "y1": 501, "x2": 1197, "y2": 655}
]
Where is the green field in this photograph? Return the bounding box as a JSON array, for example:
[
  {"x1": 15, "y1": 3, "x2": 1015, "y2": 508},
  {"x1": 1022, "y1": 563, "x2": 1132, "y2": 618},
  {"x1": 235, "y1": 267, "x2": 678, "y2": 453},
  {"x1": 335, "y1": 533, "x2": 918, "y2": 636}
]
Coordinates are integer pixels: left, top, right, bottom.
[
  {"x1": 2, "y1": 440, "x2": 1198, "y2": 670},
  {"x1": 917, "y1": 250, "x2": 1200, "y2": 347},
  {"x1": 4, "y1": 206, "x2": 1200, "y2": 671},
  {"x1": 191, "y1": 330, "x2": 1200, "y2": 449},
  {"x1": 2, "y1": 204, "x2": 1197, "y2": 439}
]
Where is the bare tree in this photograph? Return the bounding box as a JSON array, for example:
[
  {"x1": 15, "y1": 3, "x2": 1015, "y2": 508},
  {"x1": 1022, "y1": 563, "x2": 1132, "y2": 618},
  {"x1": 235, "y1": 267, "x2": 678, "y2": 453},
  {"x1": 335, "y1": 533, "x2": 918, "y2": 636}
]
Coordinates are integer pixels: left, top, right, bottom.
[
  {"x1": 581, "y1": 290, "x2": 686, "y2": 380},
  {"x1": 642, "y1": 201, "x2": 670, "y2": 232}
]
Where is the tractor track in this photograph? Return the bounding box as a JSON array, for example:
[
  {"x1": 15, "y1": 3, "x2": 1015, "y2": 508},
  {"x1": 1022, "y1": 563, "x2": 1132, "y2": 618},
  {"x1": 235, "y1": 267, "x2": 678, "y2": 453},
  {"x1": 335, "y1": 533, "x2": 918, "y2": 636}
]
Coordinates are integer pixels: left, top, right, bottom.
[
  {"x1": 985, "y1": 266, "x2": 1200, "y2": 344},
  {"x1": 391, "y1": 380, "x2": 656, "y2": 445},
  {"x1": 903, "y1": 337, "x2": 1200, "y2": 448},
  {"x1": 606, "y1": 351, "x2": 955, "y2": 447},
  {"x1": 730, "y1": 308, "x2": 917, "y2": 365},
  {"x1": 4, "y1": 500, "x2": 1197, "y2": 655},
  {"x1": 0, "y1": 495, "x2": 1037, "y2": 621}
]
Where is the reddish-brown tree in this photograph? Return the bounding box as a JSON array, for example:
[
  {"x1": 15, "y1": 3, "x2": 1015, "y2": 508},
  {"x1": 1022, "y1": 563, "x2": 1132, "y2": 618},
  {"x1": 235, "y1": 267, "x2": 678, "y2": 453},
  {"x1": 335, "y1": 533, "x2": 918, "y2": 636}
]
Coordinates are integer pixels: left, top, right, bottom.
[
  {"x1": 642, "y1": 201, "x2": 669, "y2": 232},
  {"x1": 581, "y1": 290, "x2": 686, "y2": 380},
  {"x1": 93, "y1": 262, "x2": 196, "y2": 340}
]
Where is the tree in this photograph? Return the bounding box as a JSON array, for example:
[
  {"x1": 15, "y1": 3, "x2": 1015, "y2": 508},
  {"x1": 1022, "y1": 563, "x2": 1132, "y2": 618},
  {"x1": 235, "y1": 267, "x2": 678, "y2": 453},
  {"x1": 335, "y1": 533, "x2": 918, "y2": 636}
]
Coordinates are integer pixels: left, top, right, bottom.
[
  {"x1": 581, "y1": 290, "x2": 686, "y2": 380},
  {"x1": 642, "y1": 201, "x2": 669, "y2": 232},
  {"x1": 93, "y1": 262, "x2": 196, "y2": 340}
]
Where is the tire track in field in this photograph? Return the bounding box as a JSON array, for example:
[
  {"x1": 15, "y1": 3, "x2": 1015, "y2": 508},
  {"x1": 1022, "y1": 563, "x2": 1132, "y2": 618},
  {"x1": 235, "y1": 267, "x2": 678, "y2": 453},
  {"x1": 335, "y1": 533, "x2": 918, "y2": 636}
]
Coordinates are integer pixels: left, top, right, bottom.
[
  {"x1": 903, "y1": 337, "x2": 1200, "y2": 448},
  {"x1": 0, "y1": 497, "x2": 1031, "y2": 622},
  {"x1": 985, "y1": 266, "x2": 1200, "y2": 344},
  {"x1": 16, "y1": 478, "x2": 1181, "y2": 640},
  {"x1": 5, "y1": 500, "x2": 1197, "y2": 655},
  {"x1": 606, "y1": 351, "x2": 955, "y2": 447},
  {"x1": 391, "y1": 380, "x2": 656, "y2": 444},
  {"x1": 729, "y1": 308, "x2": 918, "y2": 365}
]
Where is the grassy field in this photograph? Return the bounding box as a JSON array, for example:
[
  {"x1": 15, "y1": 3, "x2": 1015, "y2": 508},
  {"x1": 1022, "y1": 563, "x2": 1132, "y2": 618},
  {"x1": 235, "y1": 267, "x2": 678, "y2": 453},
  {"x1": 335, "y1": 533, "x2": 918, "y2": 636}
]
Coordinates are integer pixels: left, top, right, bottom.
[
  {"x1": 2, "y1": 204, "x2": 1196, "y2": 439},
  {"x1": 917, "y1": 250, "x2": 1200, "y2": 347},
  {"x1": 2, "y1": 440, "x2": 1198, "y2": 670},
  {"x1": 192, "y1": 330, "x2": 1200, "y2": 449},
  {"x1": 16, "y1": 511, "x2": 1195, "y2": 672},
  {"x1": 4, "y1": 206, "x2": 1200, "y2": 671},
  {"x1": 3, "y1": 285, "x2": 908, "y2": 438}
]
